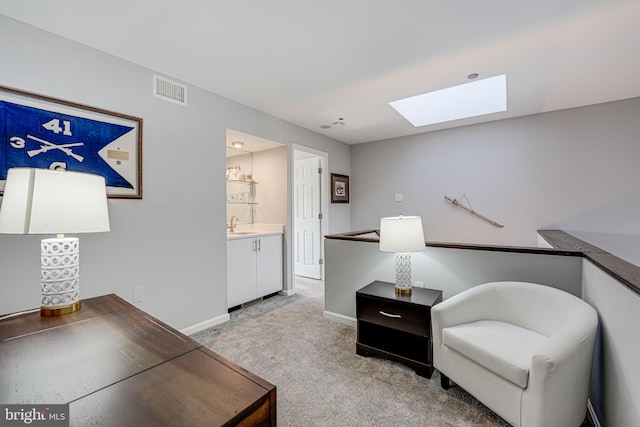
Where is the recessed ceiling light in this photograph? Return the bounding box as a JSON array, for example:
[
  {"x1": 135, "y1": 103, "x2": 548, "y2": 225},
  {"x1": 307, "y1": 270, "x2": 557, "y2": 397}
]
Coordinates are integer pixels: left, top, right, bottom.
[
  {"x1": 467, "y1": 73, "x2": 479, "y2": 80},
  {"x1": 232, "y1": 141, "x2": 244, "y2": 148},
  {"x1": 389, "y1": 74, "x2": 507, "y2": 127}
]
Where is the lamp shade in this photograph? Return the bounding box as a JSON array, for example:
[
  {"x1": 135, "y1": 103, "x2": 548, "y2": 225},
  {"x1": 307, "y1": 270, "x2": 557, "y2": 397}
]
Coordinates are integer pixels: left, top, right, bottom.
[
  {"x1": 0, "y1": 168, "x2": 110, "y2": 235},
  {"x1": 379, "y1": 215, "x2": 426, "y2": 253}
]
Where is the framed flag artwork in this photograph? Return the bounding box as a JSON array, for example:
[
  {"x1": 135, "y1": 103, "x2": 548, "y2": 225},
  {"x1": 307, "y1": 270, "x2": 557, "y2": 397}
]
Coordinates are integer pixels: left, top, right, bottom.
[{"x1": 0, "y1": 86, "x2": 142, "y2": 198}]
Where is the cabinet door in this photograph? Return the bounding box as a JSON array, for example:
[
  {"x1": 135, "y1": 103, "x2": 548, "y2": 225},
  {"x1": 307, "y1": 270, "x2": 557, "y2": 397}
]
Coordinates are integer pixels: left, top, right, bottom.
[
  {"x1": 227, "y1": 238, "x2": 257, "y2": 307},
  {"x1": 256, "y1": 235, "x2": 283, "y2": 297}
]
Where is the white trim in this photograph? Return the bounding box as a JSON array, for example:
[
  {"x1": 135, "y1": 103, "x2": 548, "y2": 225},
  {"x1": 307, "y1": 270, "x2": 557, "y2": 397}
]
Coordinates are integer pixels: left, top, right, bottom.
[
  {"x1": 279, "y1": 288, "x2": 295, "y2": 296},
  {"x1": 322, "y1": 310, "x2": 356, "y2": 327},
  {"x1": 587, "y1": 400, "x2": 602, "y2": 427},
  {"x1": 180, "y1": 312, "x2": 230, "y2": 336}
]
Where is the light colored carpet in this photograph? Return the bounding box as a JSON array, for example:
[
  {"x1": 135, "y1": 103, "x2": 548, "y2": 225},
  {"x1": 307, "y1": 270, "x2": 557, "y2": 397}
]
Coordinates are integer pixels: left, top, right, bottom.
[{"x1": 191, "y1": 278, "x2": 592, "y2": 427}]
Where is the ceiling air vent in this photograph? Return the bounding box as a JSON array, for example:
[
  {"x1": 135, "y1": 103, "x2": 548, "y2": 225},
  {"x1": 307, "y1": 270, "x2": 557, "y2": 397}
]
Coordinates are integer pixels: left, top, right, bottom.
[{"x1": 153, "y1": 75, "x2": 187, "y2": 106}]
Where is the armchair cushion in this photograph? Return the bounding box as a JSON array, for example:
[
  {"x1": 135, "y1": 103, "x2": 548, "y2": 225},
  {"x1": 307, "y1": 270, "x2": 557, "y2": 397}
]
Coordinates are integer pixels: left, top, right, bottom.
[{"x1": 443, "y1": 320, "x2": 547, "y2": 388}]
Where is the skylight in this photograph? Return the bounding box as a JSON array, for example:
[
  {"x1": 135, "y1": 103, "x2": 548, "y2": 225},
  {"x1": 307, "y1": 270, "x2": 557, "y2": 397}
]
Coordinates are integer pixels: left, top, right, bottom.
[{"x1": 389, "y1": 74, "x2": 507, "y2": 127}]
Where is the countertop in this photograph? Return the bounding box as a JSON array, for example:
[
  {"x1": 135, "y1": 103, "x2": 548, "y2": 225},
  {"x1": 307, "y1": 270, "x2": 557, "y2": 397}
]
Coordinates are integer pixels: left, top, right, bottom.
[{"x1": 227, "y1": 223, "x2": 284, "y2": 240}]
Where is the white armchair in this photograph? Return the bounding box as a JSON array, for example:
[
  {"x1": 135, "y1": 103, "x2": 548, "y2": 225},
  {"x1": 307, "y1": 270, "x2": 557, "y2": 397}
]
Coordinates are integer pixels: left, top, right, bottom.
[{"x1": 431, "y1": 281, "x2": 598, "y2": 427}]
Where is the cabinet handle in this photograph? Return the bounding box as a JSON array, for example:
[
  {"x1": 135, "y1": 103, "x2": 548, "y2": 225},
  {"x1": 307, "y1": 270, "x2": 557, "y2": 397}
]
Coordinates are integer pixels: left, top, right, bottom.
[
  {"x1": 379, "y1": 311, "x2": 401, "y2": 318},
  {"x1": 257, "y1": 239, "x2": 261, "y2": 252}
]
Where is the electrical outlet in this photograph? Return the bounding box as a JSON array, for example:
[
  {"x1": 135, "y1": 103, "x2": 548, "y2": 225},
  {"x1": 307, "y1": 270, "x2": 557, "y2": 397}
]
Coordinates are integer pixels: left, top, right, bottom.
[
  {"x1": 395, "y1": 193, "x2": 403, "y2": 202},
  {"x1": 132, "y1": 287, "x2": 143, "y2": 303},
  {"x1": 414, "y1": 281, "x2": 424, "y2": 288}
]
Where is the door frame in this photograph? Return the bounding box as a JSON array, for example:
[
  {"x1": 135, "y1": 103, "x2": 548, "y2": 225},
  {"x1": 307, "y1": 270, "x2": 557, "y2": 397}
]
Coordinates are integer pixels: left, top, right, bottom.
[{"x1": 288, "y1": 144, "x2": 328, "y2": 292}]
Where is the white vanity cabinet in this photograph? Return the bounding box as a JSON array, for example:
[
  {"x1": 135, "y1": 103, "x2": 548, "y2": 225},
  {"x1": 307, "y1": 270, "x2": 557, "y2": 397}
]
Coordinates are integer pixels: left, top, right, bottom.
[
  {"x1": 255, "y1": 235, "x2": 284, "y2": 297},
  {"x1": 227, "y1": 233, "x2": 283, "y2": 308}
]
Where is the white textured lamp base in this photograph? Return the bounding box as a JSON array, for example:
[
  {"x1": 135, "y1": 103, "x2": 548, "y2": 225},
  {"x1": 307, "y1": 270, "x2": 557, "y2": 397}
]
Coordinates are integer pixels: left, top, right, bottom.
[
  {"x1": 40, "y1": 237, "x2": 81, "y2": 316},
  {"x1": 394, "y1": 253, "x2": 413, "y2": 296}
]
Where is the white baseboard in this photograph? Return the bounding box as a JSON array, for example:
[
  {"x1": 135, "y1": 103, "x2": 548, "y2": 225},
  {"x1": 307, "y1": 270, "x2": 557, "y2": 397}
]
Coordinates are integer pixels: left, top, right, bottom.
[
  {"x1": 180, "y1": 312, "x2": 230, "y2": 336},
  {"x1": 587, "y1": 400, "x2": 602, "y2": 427},
  {"x1": 279, "y1": 288, "x2": 295, "y2": 296},
  {"x1": 323, "y1": 310, "x2": 356, "y2": 327}
]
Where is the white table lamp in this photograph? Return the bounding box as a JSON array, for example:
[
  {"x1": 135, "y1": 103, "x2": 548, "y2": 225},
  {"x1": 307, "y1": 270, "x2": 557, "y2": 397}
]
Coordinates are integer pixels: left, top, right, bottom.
[
  {"x1": 0, "y1": 168, "x2": 110, "y2": 316},
  {"x1": 379, "y1": 215, "x2": 426, "y2": 296}
]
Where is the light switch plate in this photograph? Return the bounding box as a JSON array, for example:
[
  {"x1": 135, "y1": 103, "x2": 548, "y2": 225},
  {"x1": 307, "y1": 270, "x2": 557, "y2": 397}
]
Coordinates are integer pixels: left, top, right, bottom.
[{"x1": 395, "y1": 193, "x2": 403, "y2": 202}]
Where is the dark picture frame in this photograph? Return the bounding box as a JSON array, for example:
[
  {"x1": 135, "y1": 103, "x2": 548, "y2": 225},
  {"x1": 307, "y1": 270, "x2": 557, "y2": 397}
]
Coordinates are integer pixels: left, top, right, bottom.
[
  {"x1": 0, "y1": 85, "x2": 143, "y2": 198},
  {"x1": 330, "y1": 173, "x2": 350, "y2": 203}
]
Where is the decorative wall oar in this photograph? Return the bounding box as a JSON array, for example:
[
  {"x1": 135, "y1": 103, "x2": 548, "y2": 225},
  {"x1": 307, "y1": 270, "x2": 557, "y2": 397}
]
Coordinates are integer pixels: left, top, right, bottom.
[{"x1": 444, "y1": 195, "x2": 504, "y2": 228}]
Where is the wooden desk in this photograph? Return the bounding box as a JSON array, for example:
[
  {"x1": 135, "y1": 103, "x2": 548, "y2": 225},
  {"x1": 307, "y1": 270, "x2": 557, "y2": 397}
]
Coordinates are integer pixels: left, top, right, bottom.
[{"x1": 0, "y1": 294, "x2": 276, "y2": 426}]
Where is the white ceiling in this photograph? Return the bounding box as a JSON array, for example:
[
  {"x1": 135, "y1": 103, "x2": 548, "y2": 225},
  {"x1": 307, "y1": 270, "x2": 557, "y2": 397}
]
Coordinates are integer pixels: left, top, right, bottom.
[
  {"x1": 2, "y1": 1, "x2": 639, "y2": 145},
  {"x1": 227, "y1": 128, "x2": 283, "y2": 153}
]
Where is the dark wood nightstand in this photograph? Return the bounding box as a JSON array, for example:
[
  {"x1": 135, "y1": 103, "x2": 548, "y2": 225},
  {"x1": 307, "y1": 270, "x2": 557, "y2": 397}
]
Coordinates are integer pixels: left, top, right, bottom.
[{"x1": 356, "y1": 281, "x2": 443, "y2": 378}]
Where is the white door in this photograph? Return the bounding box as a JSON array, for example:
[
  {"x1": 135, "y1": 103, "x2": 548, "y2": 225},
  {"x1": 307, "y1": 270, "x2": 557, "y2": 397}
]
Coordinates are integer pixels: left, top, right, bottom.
[{"x1": 294, "y1": 157, "x2": 322, "y2": 279}]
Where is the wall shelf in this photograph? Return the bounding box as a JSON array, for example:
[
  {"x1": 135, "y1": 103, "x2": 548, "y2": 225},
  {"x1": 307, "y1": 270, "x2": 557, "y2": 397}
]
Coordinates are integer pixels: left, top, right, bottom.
[
  {"x1": 227, "y1": 178, "x2": 257, "y2": 223},
  {"x1": 226, "y1": 179, "x2": 258, "y2": 185}
]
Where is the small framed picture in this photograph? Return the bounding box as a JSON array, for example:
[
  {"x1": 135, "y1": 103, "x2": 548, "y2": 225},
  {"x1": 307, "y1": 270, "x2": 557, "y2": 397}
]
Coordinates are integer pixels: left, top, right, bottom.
[{"x1": 330, "y1": 173, "x2": 349, "y2": 203}]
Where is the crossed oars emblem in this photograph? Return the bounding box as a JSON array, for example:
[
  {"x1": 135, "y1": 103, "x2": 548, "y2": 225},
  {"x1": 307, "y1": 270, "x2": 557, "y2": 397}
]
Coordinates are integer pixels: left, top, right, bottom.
[{"x1": 26, "y1": 135, "x2": 84, "y2": 162}]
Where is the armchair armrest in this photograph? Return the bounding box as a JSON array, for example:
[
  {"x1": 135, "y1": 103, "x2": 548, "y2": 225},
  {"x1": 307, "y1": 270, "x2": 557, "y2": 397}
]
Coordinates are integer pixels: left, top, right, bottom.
[
  {"x1": 431, "y1": 283, "x2": 500, "y2": 344},
  {"x1": 523, "y1": 304, "x2": 598, "y2": 426}
]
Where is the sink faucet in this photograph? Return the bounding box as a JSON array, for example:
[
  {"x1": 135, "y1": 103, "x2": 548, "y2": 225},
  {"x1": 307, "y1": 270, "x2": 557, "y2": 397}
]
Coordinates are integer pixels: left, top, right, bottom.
[{"x1": 229, "y1": 216, "x2": 239, "y2": 233}]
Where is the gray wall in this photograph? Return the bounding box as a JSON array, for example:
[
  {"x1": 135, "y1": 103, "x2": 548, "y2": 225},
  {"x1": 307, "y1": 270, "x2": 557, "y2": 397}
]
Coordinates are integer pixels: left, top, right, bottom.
[
  {"x1": 0, "y1": 16, "x2": 351, "y2": 328},
  {"x1": 351, "y1": 97, "x2": 640, "y2": 248},
  {"x1": 582, "y1": 261, "x2": 640, "y2": 427},
  {"x1": 349, "y1": 98, "x2": 640, "y2": 427},
  {"x1": 324, "y1": 239, "x2": 582, "y2": 321}
]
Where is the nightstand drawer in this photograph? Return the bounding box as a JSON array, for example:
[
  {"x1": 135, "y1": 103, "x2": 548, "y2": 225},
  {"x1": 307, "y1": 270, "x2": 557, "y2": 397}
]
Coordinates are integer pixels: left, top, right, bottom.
[{"x1": 357, "y1": 295, "x2": 430, "y2": 336}]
